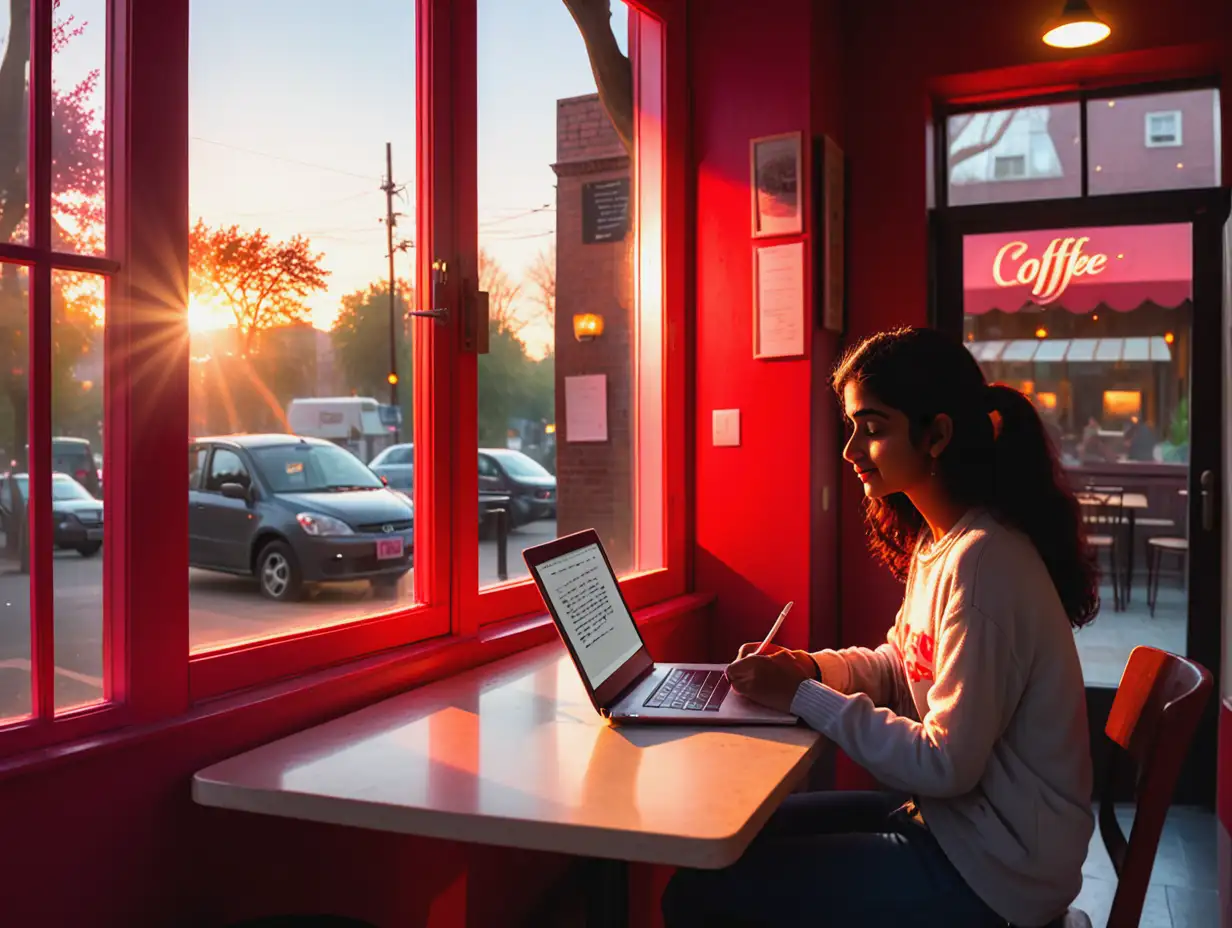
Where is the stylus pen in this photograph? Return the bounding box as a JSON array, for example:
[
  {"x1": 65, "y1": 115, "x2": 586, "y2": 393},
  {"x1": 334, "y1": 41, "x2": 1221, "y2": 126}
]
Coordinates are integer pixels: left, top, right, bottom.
[{"x1": 755, "y1": 601, "x2": 793, "y2": 655}]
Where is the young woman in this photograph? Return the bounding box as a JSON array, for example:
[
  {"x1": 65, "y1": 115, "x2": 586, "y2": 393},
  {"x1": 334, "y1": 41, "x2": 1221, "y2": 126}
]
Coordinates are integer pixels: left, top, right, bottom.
[{"x1": 663, "y1": 327, "x2": 1097, "y2": 928}]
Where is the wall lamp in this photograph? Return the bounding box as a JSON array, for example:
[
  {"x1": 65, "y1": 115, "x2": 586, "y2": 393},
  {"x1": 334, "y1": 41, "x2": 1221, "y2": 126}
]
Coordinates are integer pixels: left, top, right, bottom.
[{"x1": 573, "y1": 313, "x2": 605, "y2": 342}]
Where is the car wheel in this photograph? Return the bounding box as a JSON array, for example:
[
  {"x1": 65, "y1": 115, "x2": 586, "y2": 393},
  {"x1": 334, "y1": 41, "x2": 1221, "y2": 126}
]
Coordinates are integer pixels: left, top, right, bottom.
[
  {"x1": 77, "y1": 542, "x2": 102, "y2": 558},
  {"x1": 257, "y1": 540, "x2": 303, "y2": 602}
]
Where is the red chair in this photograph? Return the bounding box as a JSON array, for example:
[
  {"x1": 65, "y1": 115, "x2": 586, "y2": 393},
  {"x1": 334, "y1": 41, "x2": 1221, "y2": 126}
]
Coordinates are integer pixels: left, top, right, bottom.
[{"x1": 1053, "y1": 646, "x2": 1212, "y2": 928}]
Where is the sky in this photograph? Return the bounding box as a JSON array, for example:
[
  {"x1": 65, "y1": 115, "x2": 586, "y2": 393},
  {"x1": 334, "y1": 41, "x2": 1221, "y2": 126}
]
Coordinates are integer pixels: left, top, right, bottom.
[{"x1": 21, "y1": 0, "x2": 628, "y2": 358}]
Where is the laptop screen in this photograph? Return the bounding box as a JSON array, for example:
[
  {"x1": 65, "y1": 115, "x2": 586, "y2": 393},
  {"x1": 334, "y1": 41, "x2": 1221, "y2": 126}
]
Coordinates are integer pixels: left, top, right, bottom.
[{"x1": 535, "y1": 542, "x2": 643, "y2": 690}]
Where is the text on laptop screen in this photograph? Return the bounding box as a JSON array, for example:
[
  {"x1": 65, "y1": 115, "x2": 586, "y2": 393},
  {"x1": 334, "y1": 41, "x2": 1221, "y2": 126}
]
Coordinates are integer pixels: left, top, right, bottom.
[{"x1": 536, "y1": 543, "x2": 643, "y2": 689}]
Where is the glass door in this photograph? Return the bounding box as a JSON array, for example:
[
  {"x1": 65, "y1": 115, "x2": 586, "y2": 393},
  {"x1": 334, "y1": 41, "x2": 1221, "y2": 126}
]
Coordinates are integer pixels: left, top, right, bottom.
[{"x1": 932, "y1": 189, "x2": 1230, "y2": 801}]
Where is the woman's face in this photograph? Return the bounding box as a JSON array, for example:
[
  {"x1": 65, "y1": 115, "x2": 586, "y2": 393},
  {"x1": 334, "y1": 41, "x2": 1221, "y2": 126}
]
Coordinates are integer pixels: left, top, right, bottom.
[{"x1": 842, "y1": 381, "x2": 931, "y2": 499}]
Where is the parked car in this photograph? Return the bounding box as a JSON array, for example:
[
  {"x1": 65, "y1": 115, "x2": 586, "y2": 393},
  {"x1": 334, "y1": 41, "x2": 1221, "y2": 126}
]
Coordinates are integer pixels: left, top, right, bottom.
[
  {"x1": 478, "y1": 448, "x2": 556, "y2": 528},
  {"x1": 52, "y1": 437, "x2": 100, "y2": 498},
  {"x1": 369, "y1": 442, "x2": 413, "y2": 493},
  {"x1": 0, "y1": 472, "x2": 104, "y2": 556},
  {"x1": 188, "y1": 434, "x2": 414, "y2": 601}
]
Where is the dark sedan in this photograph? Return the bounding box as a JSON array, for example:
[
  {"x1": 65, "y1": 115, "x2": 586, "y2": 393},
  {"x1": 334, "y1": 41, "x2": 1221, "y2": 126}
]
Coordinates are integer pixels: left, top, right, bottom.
[
  {"x1": 189, "y1": 434, "x2": 414, "y2": 601},
  {"x1": 0, "y1": 472, "x2": 104, "y2": 556},
  {"x1": 478, "y1": 448, "x2": 556, "y2": 528}
]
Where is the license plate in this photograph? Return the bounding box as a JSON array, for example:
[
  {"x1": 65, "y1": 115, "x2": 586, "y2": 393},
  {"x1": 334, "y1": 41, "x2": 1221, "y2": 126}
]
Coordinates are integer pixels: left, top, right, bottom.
[
  {"x1": 86, "y1": 529, "x2": 103, "y2": 541},
  {"x1": 376, "y1": 537, "x2": 404, "y2": 560}
]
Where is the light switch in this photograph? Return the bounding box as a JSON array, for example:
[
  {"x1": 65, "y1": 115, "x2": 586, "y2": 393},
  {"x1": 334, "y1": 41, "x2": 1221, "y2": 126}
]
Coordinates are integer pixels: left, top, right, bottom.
[{"x1": 712, "y1": 409, "x2": 740, "y2": 447}]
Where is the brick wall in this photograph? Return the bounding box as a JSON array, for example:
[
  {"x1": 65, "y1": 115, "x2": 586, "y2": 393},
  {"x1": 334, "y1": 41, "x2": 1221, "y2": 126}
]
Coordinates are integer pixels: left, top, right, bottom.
[{"x1": 553, "y1": 94, "x2": 635, "y2": 573}]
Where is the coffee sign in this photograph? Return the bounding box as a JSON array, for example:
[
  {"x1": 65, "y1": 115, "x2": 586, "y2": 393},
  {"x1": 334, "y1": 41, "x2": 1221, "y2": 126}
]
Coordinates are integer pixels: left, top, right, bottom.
[{"x1": 992, "y1": 236, "x2": 1109, "y2": 305}]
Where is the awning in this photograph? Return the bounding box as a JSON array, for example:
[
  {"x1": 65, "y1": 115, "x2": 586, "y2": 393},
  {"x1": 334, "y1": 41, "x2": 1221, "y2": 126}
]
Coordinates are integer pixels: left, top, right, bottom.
[
  {"x1": 963, "y1": 223, "x2": 1192, "y2": 315},
  {"x1": 967, "y1": 337, "x2": 1173, "y2": 364}
]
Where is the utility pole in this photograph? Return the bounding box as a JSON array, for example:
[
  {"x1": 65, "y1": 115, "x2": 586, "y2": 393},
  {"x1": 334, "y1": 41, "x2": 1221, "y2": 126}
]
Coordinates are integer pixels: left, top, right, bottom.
[{"x1": 381, "y1": 141, "x2": 401, "y2": 442}]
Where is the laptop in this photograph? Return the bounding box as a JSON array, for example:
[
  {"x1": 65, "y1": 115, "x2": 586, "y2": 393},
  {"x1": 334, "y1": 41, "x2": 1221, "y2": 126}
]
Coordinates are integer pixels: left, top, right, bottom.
[{"x1": 523, "y1": 529, "x2": 798, "y2": 725}]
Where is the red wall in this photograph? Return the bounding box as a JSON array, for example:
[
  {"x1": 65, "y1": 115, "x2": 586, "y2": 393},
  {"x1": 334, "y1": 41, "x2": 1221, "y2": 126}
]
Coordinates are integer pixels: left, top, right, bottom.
[
  {"x1": 0, "y1": 605, "x2": 708, "y2": 927},
  {"x1": 689, "y1": 0, "x2": 845, "y2": 664}
]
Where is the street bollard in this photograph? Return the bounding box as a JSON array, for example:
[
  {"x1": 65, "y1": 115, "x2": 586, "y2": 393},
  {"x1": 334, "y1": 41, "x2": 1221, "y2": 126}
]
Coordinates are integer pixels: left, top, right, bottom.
[{"x1": 495, "y1": 507, "x2": 509, "y2": 582}]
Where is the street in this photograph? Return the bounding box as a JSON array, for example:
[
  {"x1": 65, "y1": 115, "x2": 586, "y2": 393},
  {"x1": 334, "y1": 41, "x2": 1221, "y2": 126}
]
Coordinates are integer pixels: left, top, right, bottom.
[{"x1": 0, "y1": 519, "x2": 558, "y2": 720}]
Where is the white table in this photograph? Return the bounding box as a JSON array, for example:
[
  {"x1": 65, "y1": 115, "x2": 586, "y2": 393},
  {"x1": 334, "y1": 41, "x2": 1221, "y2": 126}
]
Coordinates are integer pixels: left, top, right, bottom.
[{"x1": 194, "y1": 642, "x2": 822, "y2": 923}]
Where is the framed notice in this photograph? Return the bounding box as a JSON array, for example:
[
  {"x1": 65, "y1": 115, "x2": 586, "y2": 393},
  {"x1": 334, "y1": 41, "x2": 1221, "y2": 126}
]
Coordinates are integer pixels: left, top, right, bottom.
[
  {"x1": 753, "y1": 241, "x2": 806, "y2": 360},
  {"x1": 581, "y1": 178, "x2": 630, "y2": 244},
  {"x1": 820, "y1": 135, "x2": 845, "y2": 333},
  {"x1": 750, "y1": 132, "x2": 804, "y2": 238}
]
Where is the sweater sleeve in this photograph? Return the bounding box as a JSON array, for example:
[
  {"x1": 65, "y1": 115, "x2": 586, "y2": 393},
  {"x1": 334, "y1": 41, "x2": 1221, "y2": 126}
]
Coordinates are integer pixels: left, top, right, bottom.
[
  {"x1": 790, "y1": 605, "x2": 1019, "y2": 798},
  {"x1": 810, "y1": 623, "x2": 909, "y2": 711}
]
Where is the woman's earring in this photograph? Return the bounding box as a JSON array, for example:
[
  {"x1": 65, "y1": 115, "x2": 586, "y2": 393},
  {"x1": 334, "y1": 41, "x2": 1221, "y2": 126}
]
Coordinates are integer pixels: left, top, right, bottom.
[{"x1": 929, "y1": 457, "x2": 937, "y2": 478}]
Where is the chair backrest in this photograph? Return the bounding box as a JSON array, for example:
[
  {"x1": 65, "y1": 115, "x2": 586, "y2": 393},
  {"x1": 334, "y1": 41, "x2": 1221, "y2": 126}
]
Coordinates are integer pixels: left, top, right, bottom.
[
  {"x1": 1099, "y1": 646, "x2": 1212, "y2": 928},
  {"x1": 1081, "y1": 485, "x2": 1125, "y2": 531}
]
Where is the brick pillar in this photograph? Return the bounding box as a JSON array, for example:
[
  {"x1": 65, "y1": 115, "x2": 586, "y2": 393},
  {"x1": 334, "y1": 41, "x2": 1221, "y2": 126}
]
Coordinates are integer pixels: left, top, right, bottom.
[{"x1": 553, "y1": 94, "x2": 634, "y2": 573}]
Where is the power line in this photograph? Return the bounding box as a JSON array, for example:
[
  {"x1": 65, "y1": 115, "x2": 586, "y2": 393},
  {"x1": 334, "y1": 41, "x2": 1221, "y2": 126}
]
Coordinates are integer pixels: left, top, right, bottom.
[{"x1": 190, "y1": 136, "x2": 381, "y2": 181}]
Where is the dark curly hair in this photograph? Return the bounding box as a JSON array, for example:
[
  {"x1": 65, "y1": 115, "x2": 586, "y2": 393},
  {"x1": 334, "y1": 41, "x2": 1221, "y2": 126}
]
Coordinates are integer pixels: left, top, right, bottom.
[{"x1": 832, "y1": 326, "x2": 1099, "y2": 629}]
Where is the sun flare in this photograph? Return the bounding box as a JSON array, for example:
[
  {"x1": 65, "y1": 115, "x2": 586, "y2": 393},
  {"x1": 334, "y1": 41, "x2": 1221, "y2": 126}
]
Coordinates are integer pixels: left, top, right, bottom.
[{"x1": 187, "y1": 295, "x2": 233, "y2": 333}]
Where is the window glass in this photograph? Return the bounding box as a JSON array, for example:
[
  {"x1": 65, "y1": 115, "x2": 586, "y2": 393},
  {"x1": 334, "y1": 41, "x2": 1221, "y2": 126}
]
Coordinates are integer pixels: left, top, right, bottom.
[
  {"x1": 189, "y1": 0, "x2": 417, "y2": 649},
  {"x1": 189, "y1": 446, "x2": 207, "y2": 489},
  {"x1": 947, "y1": 103, "x2": 1081, "y2": 205},
  {"x1": 477, "y1": 0, "x2": 644, "y2": 588},
  {"x1": 205, "y1": 449, "x2": 250, "y2": 491},
  {"x1": 0, "y1": 6, "x2": 30, "y2": 247},
  {"x1": 1088, "y1": 89, "x2": 1220, "y2": 194}
]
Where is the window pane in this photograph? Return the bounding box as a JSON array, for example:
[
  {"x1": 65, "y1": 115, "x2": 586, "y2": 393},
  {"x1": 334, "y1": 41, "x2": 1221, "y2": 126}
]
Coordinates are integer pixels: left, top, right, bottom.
[
  {"x1": 962, "y1": 223, "x2": 1191, "y2": 686},
  {"x1": 477, "y1": 0, "x2": 644, "y2": 589},
  {"x1": 1088, "y1": 89, "x2": 1221, "y2": 195},
  {"x1": 189, "y1": 2, "x2": 417, "y2": 652},
  {"x1": 0, "y1": 265, "x2": 30, "y2": 722},
  {"x1": 52, "y1": 269, "x2": 104, "y2": 712},
  {"x1": 52, "y1": 0, "x2": 107, "y2": 256},
  {"x1": 0, "y1": 4, "x2": 31, "y2": 247},
  {"x1": 947, "y1": 103, "x2": 1081, "y2": 205}
]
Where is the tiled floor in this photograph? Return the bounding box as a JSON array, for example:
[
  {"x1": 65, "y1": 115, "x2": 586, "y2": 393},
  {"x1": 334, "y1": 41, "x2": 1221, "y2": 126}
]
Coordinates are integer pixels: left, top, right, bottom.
[
  {"x1": 1075, "y1": 805, "x2": 1220, "y2": 927},
  {"x1": 1074, "y1": 582, "x2": 1187, "y2": 688}
]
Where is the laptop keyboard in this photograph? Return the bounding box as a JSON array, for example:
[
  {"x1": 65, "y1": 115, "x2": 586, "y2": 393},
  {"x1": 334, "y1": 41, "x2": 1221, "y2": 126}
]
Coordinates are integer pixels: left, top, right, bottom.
[{"x1": 643, "y1": 668, "x2": 730, "y2": 711}]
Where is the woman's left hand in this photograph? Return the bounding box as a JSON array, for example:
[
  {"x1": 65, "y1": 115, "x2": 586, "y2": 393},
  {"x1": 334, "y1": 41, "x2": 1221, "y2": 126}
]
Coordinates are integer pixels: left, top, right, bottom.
[{"x1": 725, "y1": 650, "x2": 811, "y2": 714}]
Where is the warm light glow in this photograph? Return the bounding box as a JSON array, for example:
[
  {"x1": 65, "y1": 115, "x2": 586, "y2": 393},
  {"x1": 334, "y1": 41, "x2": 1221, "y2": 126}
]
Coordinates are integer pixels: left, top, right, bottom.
[
  {"x1": 993, "y1": 236, "x2": 1108, "y2": 304},
  {"x1": 544, "y1": 423, "x2": 556, "y2": 435},
  {"x1": 1103, "y1": 390, "x2": 1142, "y2": 419},
  {"x1": 387, "y1": 372, "x2": 398, "y2": 385},
  {"x1": 1035, "y1": 327, "x2": 1048, "y2": 339},
  {"x1": 1042, "y1": 18, "x2": 1111, "y2": 49},
  {"x1": 188, "y1": 295, "x2": 233, "y2": 332},
  {"x1": 1094, "y1": 165, "x2": 1103, "y2": 172},
  {"x1": 1164, "y1": 332, "x2": 1175, "y2": 345},
  {"x1": 573, "y1": 312, "x2": 604, "y2": 341},
  {"x1": 1176, "y1": 162, "x2": 1184, "y2": 169},
  {"x1": 1107, "y1": 101, "x2": 1116, "y2": 108},
  {"x1": 1092, "y1": 313, "x2": 1099, "y2": 321},
  {"x1": 1036, "y1": 392, "x2": 1058, "y2": 410}
]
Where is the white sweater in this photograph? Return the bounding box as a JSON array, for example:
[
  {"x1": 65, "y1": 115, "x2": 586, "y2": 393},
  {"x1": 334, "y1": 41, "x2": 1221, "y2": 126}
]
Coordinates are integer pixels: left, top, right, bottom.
[{"x1": 791, "y1": 509, "x2": 1093, "y2": 927}]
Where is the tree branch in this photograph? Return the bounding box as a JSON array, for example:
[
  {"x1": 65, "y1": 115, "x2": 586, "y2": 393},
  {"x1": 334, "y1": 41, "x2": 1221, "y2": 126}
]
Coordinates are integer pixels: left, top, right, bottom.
[{"x1": 562, "y1": 0, "x2": 633, "y2": 156}]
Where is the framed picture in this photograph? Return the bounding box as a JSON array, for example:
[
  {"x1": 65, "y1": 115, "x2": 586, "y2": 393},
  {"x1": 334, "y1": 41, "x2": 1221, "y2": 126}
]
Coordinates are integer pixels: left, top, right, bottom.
[
  {"x1": 751, "y1": 132, "x2": 804, "y2": 238},
  {"x1": 819, "y1": 135, "x2": 845, "y2": 334},
  {"x1": 752, "y1": 241, "x2": 806, "y2": 360}
]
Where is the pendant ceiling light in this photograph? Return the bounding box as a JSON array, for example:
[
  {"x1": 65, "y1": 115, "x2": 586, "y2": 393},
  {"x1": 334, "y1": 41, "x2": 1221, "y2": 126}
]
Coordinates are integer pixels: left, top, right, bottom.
[{"x1": 1042, "y1": 0, "x2": 1111, "y2": 49}]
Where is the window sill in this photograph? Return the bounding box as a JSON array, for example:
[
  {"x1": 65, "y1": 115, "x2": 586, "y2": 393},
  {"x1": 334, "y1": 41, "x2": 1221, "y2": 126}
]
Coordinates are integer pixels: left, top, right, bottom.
[{"x1": 0, "y1": 591, "x2": 715, "y2": 784}]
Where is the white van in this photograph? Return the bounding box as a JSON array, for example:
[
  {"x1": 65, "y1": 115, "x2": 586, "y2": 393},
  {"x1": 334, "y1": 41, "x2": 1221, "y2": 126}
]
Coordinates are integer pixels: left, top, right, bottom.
[{"x1": 286, "y1": 397, "x2": 399, "y2": 462}]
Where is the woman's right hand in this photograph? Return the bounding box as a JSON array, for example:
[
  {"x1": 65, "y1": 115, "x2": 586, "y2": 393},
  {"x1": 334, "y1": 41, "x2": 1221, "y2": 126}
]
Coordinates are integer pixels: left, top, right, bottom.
[
  {"x1": 733, "y1": 643, "x2": 819, "y2": 681},
  {"x1": 736, "y1": 642, "x2": 786, "y2": 660}
]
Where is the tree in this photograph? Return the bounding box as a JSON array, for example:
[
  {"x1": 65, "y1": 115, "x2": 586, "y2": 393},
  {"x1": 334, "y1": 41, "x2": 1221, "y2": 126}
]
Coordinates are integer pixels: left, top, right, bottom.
[
  {"x1": 947, "y1": 110, "x2": 1017, "y2": 172},
  {"x1": 0, "y1": 3, "x2": 107, "y2": 469},
  {"x1": 526, "y1": 245, "x2": 556, "y2": 327},
  {"x1": 189, "y1": 220, "x2": 330, "y2": 356},
  {"x1": 331, "y1": 280, "x2": 415, "y2": 432},
  {"x1": 479, "y1": 247, "x2": 525, "y2": 335},
  {"x1": 562, "y1": 0, "x2": 632, "y2": 155},
  {"x1": 476, "y1": 252, "x2": 554, "y2": 447}
]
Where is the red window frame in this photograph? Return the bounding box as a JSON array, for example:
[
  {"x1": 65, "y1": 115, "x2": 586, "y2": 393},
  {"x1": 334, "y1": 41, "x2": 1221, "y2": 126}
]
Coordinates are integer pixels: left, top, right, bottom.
[
  {"x1": 447, "y1": 0, "x2": 690, "y2": 633},
  {"x1": 0, "y1": 0, "x2": 689, "y2": 759}
]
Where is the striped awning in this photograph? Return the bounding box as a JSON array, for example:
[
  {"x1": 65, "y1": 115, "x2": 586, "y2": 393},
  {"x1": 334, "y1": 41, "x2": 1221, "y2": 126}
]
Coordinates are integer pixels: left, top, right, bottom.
[{"x1": 967, "y1": 336, "x2": 1173, "y2": 364}]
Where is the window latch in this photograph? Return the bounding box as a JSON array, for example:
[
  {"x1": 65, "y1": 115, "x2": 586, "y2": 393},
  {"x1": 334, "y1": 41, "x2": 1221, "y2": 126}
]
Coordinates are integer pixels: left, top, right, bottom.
[{"x1": 409, "y1": 259, "x2": 450, "y2": 323}]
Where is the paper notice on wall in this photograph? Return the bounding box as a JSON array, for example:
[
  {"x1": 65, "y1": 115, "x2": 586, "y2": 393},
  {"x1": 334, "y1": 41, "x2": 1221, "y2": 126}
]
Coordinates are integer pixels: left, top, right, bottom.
[
  {"x1": 565, "y1": 374, "x2": 608, "y2": 443},
  {"x1": 755, "y1": 241, "x2": 806, "y2": 359}
]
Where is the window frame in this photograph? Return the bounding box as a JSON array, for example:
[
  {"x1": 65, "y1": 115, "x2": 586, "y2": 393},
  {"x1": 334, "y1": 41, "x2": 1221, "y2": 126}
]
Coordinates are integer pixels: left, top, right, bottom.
[
  {"x1": 1144, "y1": 110, "x2": 1183, "y2": 148},
  {"x1": 454, "y1": 0, "x2": 688, "y2": 630},
  {"x1": 1, "y1": 0, "x2": 689, "y2": 758},
  {"x1": 934, "y1": 76, "x2": 1220, "y2": 207}
]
